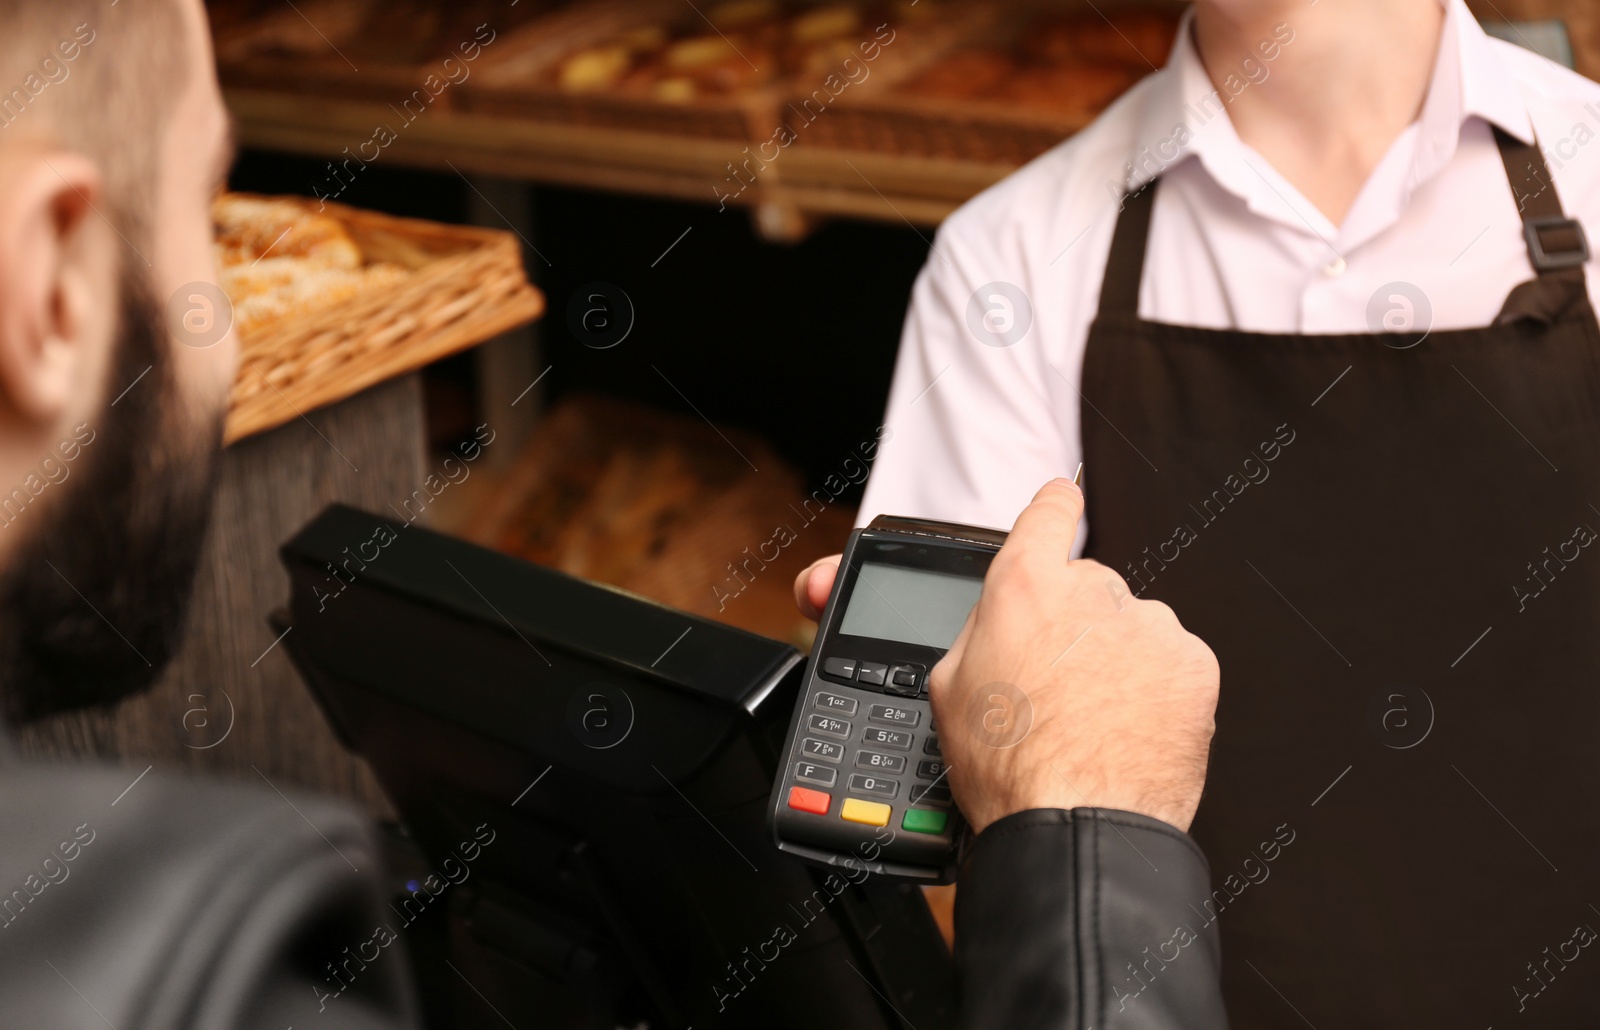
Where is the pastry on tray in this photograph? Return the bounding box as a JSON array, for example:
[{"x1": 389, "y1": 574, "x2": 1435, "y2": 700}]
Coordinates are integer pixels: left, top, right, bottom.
[
  {"x1": 213, "y1": 195, "x2": 409, "y2": 339},
  {"x1": 901, "y1": 7, "x2": 1175, "y2": 117},
  {"x1": 548, "y1": 0, "x2": 923, "y2": 101}
]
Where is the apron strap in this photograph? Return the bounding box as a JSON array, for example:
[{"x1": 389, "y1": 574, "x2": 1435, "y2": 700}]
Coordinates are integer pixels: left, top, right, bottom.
[
  {"x1": 1492, "y1": 125, "x2": 1590, "y2": 276},
  {"x1": 1096, "y1": 179, "x2": 1158, "y2": 320},
  {"x1": 1095, "y1": 127, "x2": 1588, "y2": 321}
]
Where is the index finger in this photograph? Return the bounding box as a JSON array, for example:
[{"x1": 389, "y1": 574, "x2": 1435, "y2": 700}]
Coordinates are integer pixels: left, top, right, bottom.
[{"x1": 1000, "y1": 477, "x2": 1086, "y2": 568}]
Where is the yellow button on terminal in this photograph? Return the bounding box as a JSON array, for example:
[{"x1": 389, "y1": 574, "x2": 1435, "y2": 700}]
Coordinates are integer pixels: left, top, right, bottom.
[{"x1": 840, "y1": 797, "x2": 891, "y2": 827}]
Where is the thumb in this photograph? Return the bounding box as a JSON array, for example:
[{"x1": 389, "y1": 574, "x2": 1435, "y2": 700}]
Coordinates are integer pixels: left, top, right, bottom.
[{"x1": 793, "y1": 555, "x2": 840, "y2": 621}]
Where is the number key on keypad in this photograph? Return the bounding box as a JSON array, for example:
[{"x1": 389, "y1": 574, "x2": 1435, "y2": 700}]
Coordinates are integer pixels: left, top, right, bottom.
[
  {"x1": 863, "y1": 727, "x2": 913, "y2": 751},
  {"x1": 808, "y1": 713, "x2": 852, "y2": 739},
  {"x1": 917, "y1": 759, "x2": 945, "y2": 779},
  {"x1": 815, "y1": 691, "x2": 858, "y2": 715},
  {"x1": 855, "y1": 750, "x2": 907, "y2": 773},
  {"x1": 868, "y1": 704, "x2": 920, "y2": 727},
  {"x1": 848, "y1": 774, "x2": 899, "y2": 799},
  {"x1": 803, "y1": 738, "x2": 845, "y2": 762}
]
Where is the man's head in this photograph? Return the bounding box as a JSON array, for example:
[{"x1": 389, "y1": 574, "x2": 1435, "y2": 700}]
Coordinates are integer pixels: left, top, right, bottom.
[{"x1": 0, "y1": 0, "x2": 237, "y2": 723}]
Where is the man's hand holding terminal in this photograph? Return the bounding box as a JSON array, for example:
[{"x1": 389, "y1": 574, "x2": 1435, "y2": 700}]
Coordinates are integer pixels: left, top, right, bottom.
[
  {"x1": 796, "y1": 480, "x2": 1229, "y2": 1028},
  {"x1": 794, "y1": 478, "x2": 1219, "y2": 834}
]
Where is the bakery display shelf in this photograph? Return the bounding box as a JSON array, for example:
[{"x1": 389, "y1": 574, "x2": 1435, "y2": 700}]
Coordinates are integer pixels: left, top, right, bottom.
[
  {"x1": 459, "y1": 0, "x2": 993, "y2": 142},
  {"x1": 224, "y1": 86, "x2": 1014, "y2": 234},
  {"x1": 212, "y1": 0, "x2": 1067, "y2": 232},
  {"x1": 790, "y1": 2, "x2": 1179, "y2": 164},
  {"x1": 206, "y1": 0, "x2": 565, "y2": 105},
  {"x1": 213, "y1": 0, "x2": 1600, "y2": 235},
  {"x1": 223, "y1": 192, "x2": 545, "y2": 444}
]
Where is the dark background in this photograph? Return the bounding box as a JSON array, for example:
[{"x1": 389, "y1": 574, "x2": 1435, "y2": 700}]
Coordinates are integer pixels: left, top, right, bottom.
[{"x1": 230, "y1": 150, "x2": 930, "y2": 498}]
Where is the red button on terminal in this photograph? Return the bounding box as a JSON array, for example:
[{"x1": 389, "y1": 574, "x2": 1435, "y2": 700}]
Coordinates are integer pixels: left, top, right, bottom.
[{"x1": 787, "y1": 785, "x2": 830, "y2": 815}]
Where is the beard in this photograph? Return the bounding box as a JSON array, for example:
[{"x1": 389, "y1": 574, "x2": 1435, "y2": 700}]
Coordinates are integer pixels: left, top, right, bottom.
[{"x1": 0, "y1": 261, "x2": 225, "y2": 724}]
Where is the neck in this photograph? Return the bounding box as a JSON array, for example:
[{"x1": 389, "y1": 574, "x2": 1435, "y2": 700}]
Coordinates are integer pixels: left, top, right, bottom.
[{"x1": 1192, "y1": 0, "x2": 1446, "y2": 224}]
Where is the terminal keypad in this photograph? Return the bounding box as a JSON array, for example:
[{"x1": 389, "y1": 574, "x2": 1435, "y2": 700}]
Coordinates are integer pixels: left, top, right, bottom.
[{"x1": 784, "y1": 670, "x2": 953, "y2": 837}]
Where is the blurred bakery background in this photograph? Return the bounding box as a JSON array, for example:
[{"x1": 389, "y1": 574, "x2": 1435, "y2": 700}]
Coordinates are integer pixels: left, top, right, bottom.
[
  {"x1": 199, "y1": 0, "x2": 1190, "y2": 653},
  {"x1": 24, "y1": 0, "x2": 1596, "y2": 834},
  {"x1": 207, "y1": 0, "x2": 1597, "y2": 644}
]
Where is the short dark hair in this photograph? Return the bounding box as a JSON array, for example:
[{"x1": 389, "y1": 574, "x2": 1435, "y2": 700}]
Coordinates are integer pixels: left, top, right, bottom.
[{"x1": 0, "y1": 0, "x2": 191, "y2": 241}]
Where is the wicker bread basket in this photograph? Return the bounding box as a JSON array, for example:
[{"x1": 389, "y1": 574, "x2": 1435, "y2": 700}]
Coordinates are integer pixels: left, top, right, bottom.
[{"x1": 223, "y1": 194, "x2": 545, "y2": 444}]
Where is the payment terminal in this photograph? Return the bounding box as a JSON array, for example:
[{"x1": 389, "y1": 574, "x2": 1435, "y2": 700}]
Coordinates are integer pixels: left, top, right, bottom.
[{"x1": 768, "y1": 515, "x2": 1006, "y2": 883}]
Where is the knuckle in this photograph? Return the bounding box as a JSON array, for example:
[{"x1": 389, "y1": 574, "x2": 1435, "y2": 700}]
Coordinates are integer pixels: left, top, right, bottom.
[
  {"x1": 1071, "y1": 557, "x2": 1109, "y2": 576},
  {"x1": 1181, "y1": 634, "x2": 1221, "y2": 683},
  {"x1": 1134, "y1": 597, "x2": 1180, "y2": 627},
  {"x1": 990, "y1": 549, "x2": 1047, "y2": 598},
  {"x1": 1070, "y1": 559, "x2": 1135, "y2": 609},
  {"x1": 985, "y1": 547, "x2": 1025, "y2": 586}
]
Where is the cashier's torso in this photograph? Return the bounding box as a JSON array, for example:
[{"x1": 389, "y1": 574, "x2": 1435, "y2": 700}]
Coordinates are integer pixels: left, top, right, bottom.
[{"x1": 1076, "y1": 117, "x2": 1600, "y2": 1027}]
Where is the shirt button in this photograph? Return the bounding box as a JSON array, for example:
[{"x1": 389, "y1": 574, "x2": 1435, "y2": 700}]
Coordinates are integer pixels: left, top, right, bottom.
[{"x1": 1322, "y1": 256, "x2": 1347, "y2": 278}]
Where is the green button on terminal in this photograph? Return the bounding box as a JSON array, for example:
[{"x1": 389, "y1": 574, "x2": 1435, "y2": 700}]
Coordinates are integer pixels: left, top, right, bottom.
[{"x1": 901, "y1": 808, "x2": 948, "y2": 834}]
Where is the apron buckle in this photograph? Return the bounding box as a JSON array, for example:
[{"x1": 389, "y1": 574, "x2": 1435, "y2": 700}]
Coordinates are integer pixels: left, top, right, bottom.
[{"x1": 1524, "y1": 215, "x2": 1590, "y2": 271}]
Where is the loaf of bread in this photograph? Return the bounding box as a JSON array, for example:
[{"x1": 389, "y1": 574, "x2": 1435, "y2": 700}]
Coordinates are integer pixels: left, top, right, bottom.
[{"x1": 213, "y1": 195, "x2": 409, "y2": 338}]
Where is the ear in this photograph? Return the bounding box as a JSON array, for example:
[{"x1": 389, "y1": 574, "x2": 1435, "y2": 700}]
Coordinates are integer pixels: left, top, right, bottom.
[{"x1": 0, "y1": 152, "x2": 109, "y2": 425}]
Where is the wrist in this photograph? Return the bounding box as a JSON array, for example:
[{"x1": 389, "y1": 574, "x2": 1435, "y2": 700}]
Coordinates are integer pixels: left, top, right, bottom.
[
  {"x1": 974, "y1": 805, "x2": 1196, "y2": 842},
  {"x1": 987, "y1": 776, "x2": 1196, "y2": 835}
]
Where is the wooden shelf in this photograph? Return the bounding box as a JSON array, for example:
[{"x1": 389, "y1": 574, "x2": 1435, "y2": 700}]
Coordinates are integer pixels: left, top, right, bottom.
[
  {"x1": 225, "y1": 87, "x2": 1016, "y2": 238},
  {"x1": 220, "y1": 0, "x2": 1600, "y2": 240}
]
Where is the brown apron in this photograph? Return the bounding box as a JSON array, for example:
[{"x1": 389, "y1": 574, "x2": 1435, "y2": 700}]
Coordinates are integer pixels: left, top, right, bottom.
[{"x1": 1080, "y1": 129, "x2": 1600, "y2": 1027}]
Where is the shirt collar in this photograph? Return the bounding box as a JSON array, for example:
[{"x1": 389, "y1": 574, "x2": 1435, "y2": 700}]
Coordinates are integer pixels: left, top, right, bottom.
[
  {"x1": 1122, "y1": 7, "x2": 1222, "y2": 194},
  {"x1": 1408, "y1": 0, "x2": 1535, "y2": 196},
  {"x1": 1449, "y1": 0, "x2": 1535, "y2": 145},
  {"x1": 1123, "y1": 0, "x2": 1535, "y2": 198}
]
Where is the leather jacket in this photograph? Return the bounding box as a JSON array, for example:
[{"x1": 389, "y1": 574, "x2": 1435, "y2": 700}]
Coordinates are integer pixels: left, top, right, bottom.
[
  {"x1": 0, "y1": 757, "x2": 421, "y2": 1030},
  {"x1": 955, "y1": 808, "x2": 1229, "y2": 1029}
]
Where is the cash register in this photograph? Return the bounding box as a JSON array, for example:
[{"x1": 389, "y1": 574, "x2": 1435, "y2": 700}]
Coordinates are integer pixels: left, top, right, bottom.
[{"x1": 276, "y1": 505, "x2": 954, "y2": 1030}]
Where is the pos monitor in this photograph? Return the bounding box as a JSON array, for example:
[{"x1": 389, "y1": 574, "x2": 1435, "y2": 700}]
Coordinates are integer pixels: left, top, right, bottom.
[{"x1": 276, "y1": 504, "x2": 955, "y2": 1030}]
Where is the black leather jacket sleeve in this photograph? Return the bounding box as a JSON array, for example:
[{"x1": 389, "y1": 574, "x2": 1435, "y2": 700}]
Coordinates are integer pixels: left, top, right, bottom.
[
  {"x1": 953, "y1": 808, "x2": 1228, "y2": 1030},
  {"x1": 0, "y1": 762, "x2": 421, "y2": 1030}
]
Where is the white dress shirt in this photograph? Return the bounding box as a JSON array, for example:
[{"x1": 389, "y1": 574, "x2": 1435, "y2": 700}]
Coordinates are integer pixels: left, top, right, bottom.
[{"x1": 857, "y1": 0, "x2": 1600, "y2": 551}]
